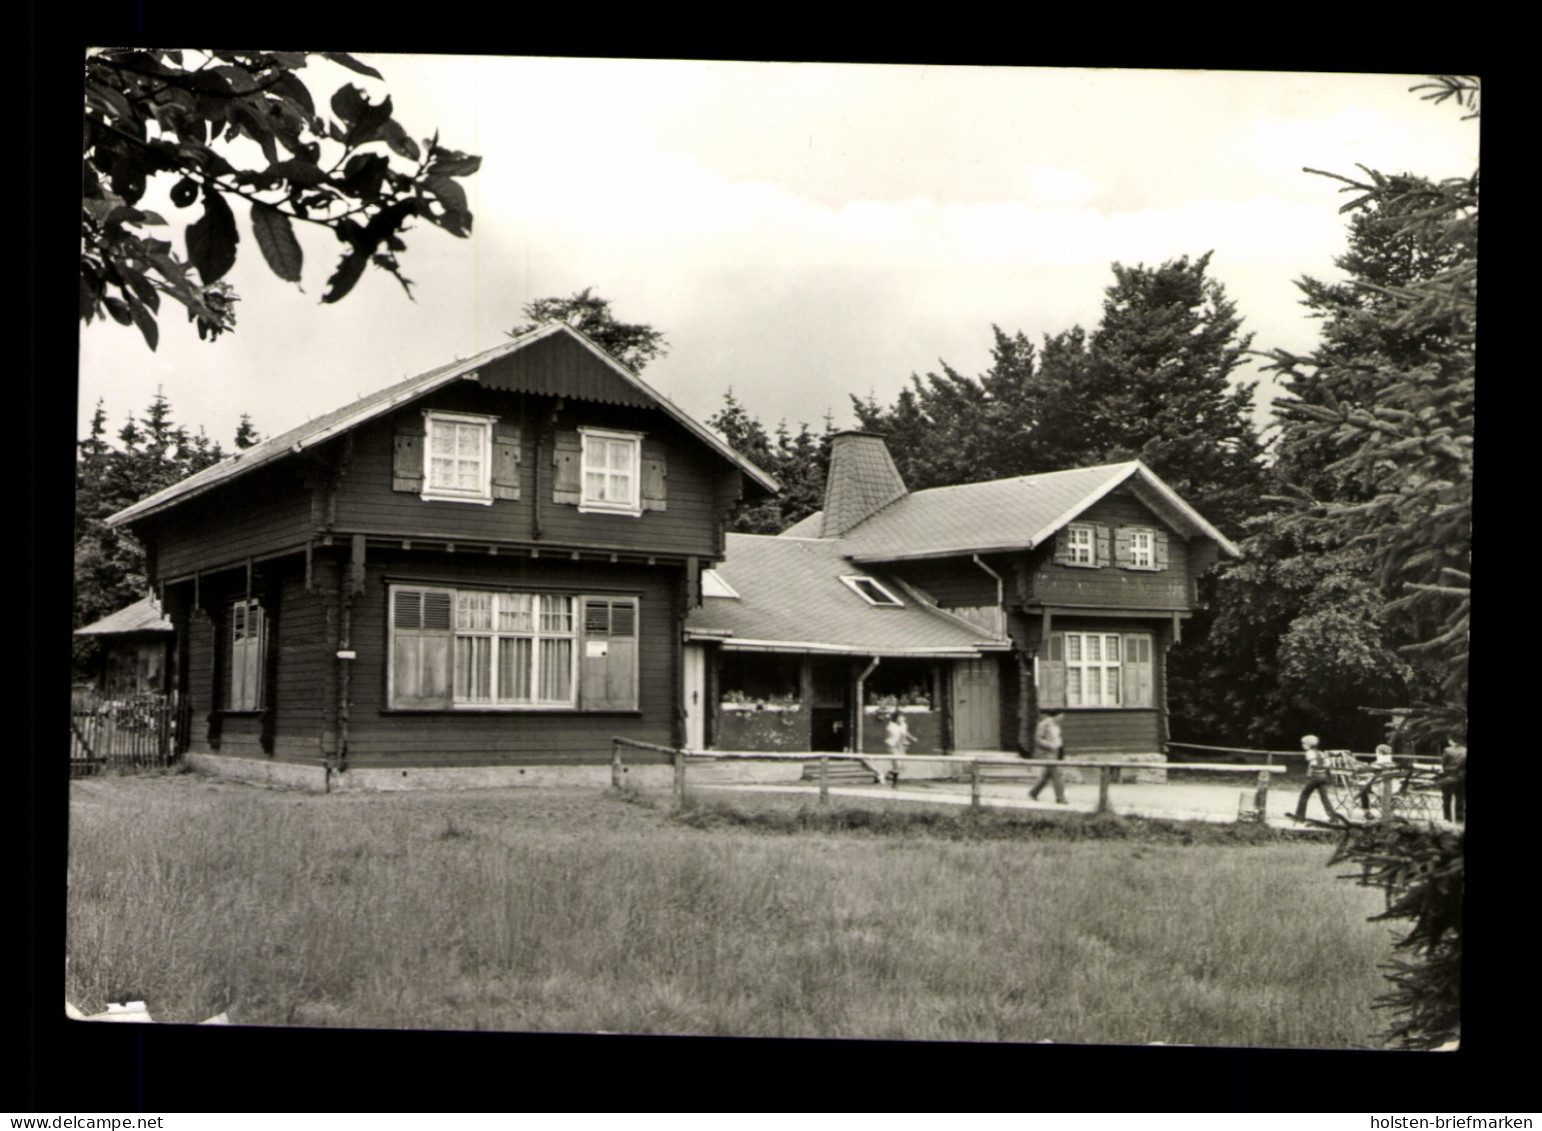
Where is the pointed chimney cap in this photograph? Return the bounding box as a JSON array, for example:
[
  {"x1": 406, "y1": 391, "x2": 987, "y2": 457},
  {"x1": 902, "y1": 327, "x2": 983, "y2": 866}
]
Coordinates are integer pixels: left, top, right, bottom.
[{"x1": 821, "y1": 431, "x2": 909, "y2": 537}]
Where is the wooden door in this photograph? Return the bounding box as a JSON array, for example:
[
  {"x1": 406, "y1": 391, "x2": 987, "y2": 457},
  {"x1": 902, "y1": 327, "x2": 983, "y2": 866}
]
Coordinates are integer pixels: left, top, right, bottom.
[
  {"x1": 683, "y1": 644, "x2": 707, "y2": 751},
  {"x1": 953, "y1": 658, "x2": 1000, "y2": 749}
]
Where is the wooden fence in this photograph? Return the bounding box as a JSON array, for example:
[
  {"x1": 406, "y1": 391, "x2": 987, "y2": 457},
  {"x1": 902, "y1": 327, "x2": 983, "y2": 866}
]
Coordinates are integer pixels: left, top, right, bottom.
[
  {"x1": 611, "y1": 738, "x2": 1286, "y2": 821},
  {"x1": 70, "y1": 689, "x2": 180, "y2": 778}
]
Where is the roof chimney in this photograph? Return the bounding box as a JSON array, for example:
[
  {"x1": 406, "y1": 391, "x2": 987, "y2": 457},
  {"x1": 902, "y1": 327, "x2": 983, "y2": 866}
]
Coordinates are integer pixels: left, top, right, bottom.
[{"x1": 821, "y1": 432, "x2": 908, "y2": 536}]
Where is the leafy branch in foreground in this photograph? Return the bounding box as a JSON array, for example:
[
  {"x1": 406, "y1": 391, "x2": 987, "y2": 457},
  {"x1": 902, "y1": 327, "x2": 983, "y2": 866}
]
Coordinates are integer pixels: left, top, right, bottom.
[{"x1": 82, "y1": 49, "x2": 481, "y2": 349}]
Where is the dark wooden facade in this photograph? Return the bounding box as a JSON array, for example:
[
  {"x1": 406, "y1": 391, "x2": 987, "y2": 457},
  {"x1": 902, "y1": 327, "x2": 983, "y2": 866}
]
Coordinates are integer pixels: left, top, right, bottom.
[
  {"x1": 123, "y1": 330, "x2": 763, "y2": 775},
  {"x1": 878, "y1": 483, "x2": 1212, "y2": 757}
]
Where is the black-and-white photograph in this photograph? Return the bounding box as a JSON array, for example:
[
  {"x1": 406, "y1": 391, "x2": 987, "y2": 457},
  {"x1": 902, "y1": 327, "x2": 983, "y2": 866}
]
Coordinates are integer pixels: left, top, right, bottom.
[{"x1": 68, "y1": 54, "x2": 1473, "y2": 1054}]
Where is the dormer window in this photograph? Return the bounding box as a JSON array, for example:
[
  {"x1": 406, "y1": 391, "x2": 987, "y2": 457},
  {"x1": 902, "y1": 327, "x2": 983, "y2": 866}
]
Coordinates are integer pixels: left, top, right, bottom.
[
  {"x1": 841, "y1": 575, "x2": 904, "y2": 607},
  {"x1": 702, "y1": 569, "x2": 740, "y2": 599},
  {"x1": 422, "y1": 411, "x2": 495, "y2": 504}
]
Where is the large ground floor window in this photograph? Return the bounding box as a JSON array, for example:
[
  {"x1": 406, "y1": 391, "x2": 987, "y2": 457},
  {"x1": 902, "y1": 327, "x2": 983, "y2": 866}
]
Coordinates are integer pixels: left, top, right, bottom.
[
  {"x1": 389, "y1": 585, "x2": 637, "y2": 711},
  {"x1": 1038, "y1": 631, "x2": 1153, "y2": 709}
]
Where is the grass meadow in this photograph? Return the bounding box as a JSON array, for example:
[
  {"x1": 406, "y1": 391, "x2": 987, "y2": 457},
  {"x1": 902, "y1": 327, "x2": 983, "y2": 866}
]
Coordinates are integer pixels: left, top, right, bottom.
[{"x1": 65, "y1": 774, "x2": 1395, "y2": 1047}]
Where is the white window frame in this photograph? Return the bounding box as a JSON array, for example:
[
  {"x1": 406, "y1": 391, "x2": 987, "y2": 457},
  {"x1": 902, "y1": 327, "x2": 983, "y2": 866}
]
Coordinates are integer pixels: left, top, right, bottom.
[
  {"x1": 840, "y1": 575, "x2": 905, "y2": 607},
  {"x1": 1128, "y1": 526, "x2": 1156, "y2": 570},
  {"x1": 578, "y1": 427, "x2": 643, "y2": 515},
  {"x1": 1065, "y1": 523, "x2": 1096, "y2": 567},
  {"x1": 421, "y1": 410, "x2": 496, "y2": 505},
  {"x1": 1063, "y1": 632, "x2": 1122, "y2": 708},
  {"x1": 228, "y1": 598, "x2": 266, "y2": 711},
  {"x1": 448, "y1": 590, "x2": 578, "y2": 709}
]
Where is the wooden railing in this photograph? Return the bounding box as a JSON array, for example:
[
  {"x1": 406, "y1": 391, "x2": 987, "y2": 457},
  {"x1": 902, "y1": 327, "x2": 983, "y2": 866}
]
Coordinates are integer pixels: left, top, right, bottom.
[{"x1": 611, "y1": 738, "x2": 1286, "y2": 820}]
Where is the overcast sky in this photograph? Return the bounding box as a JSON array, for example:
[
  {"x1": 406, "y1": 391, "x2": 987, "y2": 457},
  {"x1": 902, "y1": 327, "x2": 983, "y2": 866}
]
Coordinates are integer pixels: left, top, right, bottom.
[{"x1": 77, "y1": 58, "x2": 1479, "y2": 455}]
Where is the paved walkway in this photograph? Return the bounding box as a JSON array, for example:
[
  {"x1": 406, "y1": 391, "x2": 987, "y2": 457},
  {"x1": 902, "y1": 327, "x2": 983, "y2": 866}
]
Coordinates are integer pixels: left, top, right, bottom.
[{"x1": 694, "y1": 775, "x2": 1455, "y2": 832}]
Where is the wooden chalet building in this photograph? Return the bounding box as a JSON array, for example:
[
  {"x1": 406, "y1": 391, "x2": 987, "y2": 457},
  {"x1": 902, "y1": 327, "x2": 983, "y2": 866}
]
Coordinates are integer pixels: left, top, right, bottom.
[
  {"x1": 684, "y1": 432, "x2": 1241, "y2": 766},
  {"x1": 107, "y1": 324, "x2": 777, "y2": 789}
]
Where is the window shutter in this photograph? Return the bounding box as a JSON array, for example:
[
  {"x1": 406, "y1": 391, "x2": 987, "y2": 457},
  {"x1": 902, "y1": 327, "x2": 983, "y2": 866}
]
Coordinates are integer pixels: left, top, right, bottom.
[
  {"x1": 641, "y1": 439, "x2": 668, "y2": 512},
  {"x1": 1095, "y1": 524, "x2": 1112, "y2": 568},
  {"x1": 552, "y1": 431, "x2": 582, "y2": 505},
  {"x1": 1121, "y1": 633, "x2": 1153, "y2": 707},
  {"x1": 1153, "y1": 530, "x2": 1171, "y2": 570},
  {"x1": 580, "y1": 597, "x2": 639, "y2": 711},
  {"x1": 1114, "y1": 528, "x2": 1132, "y2": 568},
  {"x1": 491, "y1": 420, "x2": 522, "y2": 500},
  {"x1": 1122, "y1": 633, "x2": 1140, "y2": 707},
  {"x1": 1038, "y1": 632, "x2": 1066, "y2": 709},
  {"x1": 393, "y1": 422, "x2": 425, "y2": 492},
  {"x1": 1053, "y1": 528, "x2": 1073, "y2": 566},
  {"x1": 390, "y1": 588, "x2": 452, "y2": 709}
]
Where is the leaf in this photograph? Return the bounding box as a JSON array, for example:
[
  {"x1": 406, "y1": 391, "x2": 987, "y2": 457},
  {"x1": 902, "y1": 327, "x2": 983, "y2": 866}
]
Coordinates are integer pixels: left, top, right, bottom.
[
  {"x1": 185, "y1": 187, "x2": 238, "y2": 284},
  {"x1": 428, "y1": 148, "x2": 482, "y2": 177},
  {"x1": 266, "y1": 158, "x2": 327, "y2": 187},
  {"x1": 322, "y1": 249, "x2": 369, "y2": 304},
  {"x1": 321, "y1": 52, "x2": 384, "y2": 81},
  {"x1": 330, "y1": 84, "x2": 368, "y2": 127},
  {"x1": 251, "y1": 203, "x2": 303, "y2": 283},
  {"x1": 125, "y1": 293, "x2": 160, "y2": 350},
  {"x1": 269, "y1": 70, "x2": 316, "y2": 119},
  {"x1": 378, "y1": 118, "x2": 420, "y2": 161},
  {"x1": 103, "y1": 296, "x2": 133, "y2": 325}
]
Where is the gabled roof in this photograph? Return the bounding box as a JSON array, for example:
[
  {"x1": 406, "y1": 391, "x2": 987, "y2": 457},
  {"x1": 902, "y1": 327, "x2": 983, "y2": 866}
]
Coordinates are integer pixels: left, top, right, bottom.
[
  {"x1": 685, "y1": 533, "x2": 1009, "y2": 656},
  {"x1": 781, "y1": 461, "x2": 1241, "y2": 560},
  {"x1": 108, "y1": 323, "x2": 779, "y2": 528},
  {"x1": 74, "y1": 595, "x2": 172, "y2": 636}
]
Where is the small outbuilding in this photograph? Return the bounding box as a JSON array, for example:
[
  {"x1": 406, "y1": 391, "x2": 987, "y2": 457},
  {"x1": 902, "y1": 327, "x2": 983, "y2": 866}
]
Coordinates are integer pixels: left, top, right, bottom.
[{"x1": 73, "y1": 595, "x2": 175, "y2": 697}]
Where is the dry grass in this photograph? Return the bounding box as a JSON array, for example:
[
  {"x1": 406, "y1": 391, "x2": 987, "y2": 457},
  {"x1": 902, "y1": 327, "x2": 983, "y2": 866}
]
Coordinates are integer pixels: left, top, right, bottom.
[{"x1": 66, "y1": 775, "x2": 1393, "y2": 1047}]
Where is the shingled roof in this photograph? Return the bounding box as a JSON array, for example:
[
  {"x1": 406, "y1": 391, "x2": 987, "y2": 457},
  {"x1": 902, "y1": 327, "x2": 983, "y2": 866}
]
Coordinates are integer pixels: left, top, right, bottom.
[
  {"x1": 685, "y1": 533, "x2": 1008, "y2": 656},
  {"x1": 783, "y1": 461, "x2": 1241, "y2": 561},
  {"x1": 108, "y1": 323, "x2": 778, "y2": 528},
  {"x1": 74, "y1": 595, "x2": 173, "y2": 636}
]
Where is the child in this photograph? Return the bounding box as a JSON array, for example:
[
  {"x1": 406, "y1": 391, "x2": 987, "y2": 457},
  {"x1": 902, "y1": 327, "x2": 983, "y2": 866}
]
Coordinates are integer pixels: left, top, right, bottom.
[
  {"x1": 884, "y1": 708, "x2": 912, "y2": 787},
  {"x1": 1293, "y1": 734, "x2": 1336, "y2": 822}
]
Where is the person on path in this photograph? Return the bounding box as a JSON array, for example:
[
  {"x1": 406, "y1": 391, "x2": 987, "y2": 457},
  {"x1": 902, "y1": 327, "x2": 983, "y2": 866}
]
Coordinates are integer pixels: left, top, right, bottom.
[
  {"x1": 883, "y1": 708, "x2": 912, "y2": 787},
  {"x1": 1293, "y1": 734, "x2": 1337, "y2": 821},
  {"x1": 1439, "y1": 740, "x2": 1467, "y2": 822},
  {"x1": 1357, "y1": 743, "x2": 1396, "y2": 814},
  {"x1": 1029, "y1": 708, "x2": 1068, "y2": 804}
]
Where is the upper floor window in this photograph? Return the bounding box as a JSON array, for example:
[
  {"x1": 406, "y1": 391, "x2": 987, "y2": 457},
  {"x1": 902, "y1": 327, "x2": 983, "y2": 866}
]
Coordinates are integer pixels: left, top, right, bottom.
[
  {"x1": 1115, "y1": 525, "x2": 1168, "y2": 571},
  {"x1": 1129, "y1": 528, "x2": 1154, "y2": 569},
  {"x1": 1064, "y1": 523, "x2": 1096, "y2": 566},
  {"x1": 423, "y1": 411, "x2": 496, "y2": 504},
  {"x1": 579, "y1": 428, "x2": 642, "y2": 515}
]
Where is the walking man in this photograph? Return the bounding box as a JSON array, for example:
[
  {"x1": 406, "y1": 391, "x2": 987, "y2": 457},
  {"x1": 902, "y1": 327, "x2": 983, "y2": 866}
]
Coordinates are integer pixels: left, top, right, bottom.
[
  {"x1": 1293, "y1": 734, "x2": 1336, "y2": 821},
  {"x1": 1029, "y1": 707, "x2": 1068, "y2": 804},
  {"x1": 1440, "y1": 740, "x2": 1467, "y2": 822}
]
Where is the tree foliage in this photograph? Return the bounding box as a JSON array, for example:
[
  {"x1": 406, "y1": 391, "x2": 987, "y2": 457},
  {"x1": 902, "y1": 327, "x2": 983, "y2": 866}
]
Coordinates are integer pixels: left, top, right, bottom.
[
  {"x1": 82, "y1": 49, "x2": 481, "y2": 349},
  {"x1": 1170, "y1": 195, "x2": 1467, "y2": 750},
  {"x1": 709, "y1": 392, "x2": 836, "y2": 534},
  {"x1": 1330, "y1": 821, "x2": 1463, "y2": 1050},
  {"x1": 1260, "y1": 76, "x2": 1476, "y2": 745},
  {"x1": 508, "y1": 287, "x2": 669, "y2": 374},
  {"x1": 853, "y1": 253, "x2": 1267, "y2": 538},
  {"x1": 73, "y1": 395, "x2": 259, "y2": 674}
]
